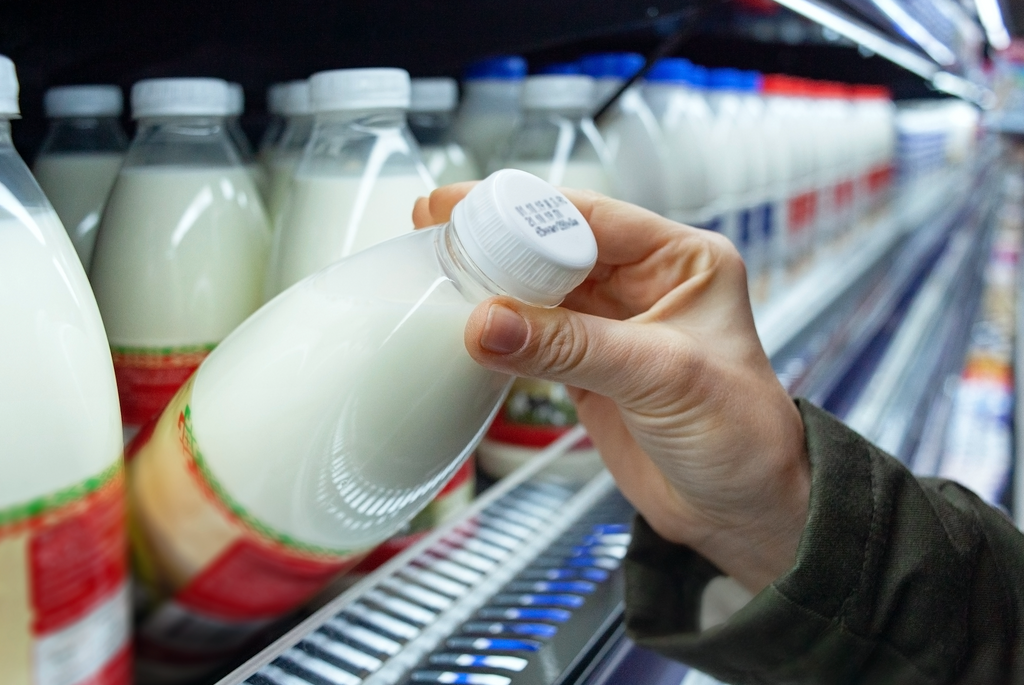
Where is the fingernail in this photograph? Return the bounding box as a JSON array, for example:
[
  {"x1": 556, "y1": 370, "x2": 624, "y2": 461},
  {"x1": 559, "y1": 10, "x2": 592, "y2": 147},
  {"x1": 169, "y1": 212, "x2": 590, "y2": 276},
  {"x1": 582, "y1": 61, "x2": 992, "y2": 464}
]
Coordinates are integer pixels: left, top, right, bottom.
[{"x1": 480, "y1": 304, "x2": 528, "y2": 354}]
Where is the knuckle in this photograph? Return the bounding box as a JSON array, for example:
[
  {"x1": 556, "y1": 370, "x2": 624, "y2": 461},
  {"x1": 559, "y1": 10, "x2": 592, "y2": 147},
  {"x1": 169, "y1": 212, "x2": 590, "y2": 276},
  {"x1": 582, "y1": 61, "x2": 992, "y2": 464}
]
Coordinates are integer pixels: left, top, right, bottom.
[{"x1": 537, "y1": 314, "x2": 589, "y2": 377}]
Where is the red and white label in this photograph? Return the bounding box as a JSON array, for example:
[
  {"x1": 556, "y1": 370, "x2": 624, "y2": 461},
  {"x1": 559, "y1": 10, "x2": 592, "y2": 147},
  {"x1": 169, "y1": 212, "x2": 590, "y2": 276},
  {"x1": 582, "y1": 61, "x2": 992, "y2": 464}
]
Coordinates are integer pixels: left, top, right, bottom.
[
  {"x1": 0, "y1": 466, "x2": 130, "y2": 685},
  {"x1": 111, "y1": 346, "x2": 212, "y2": 427}
]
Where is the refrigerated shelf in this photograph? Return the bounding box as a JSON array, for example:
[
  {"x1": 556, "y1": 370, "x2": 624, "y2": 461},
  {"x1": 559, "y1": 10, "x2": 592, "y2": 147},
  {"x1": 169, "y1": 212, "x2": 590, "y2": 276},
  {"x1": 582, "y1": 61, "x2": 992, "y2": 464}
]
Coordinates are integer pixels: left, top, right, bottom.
[{"x1": 215, "y1": 158, "x2": 995, "y2": 685}]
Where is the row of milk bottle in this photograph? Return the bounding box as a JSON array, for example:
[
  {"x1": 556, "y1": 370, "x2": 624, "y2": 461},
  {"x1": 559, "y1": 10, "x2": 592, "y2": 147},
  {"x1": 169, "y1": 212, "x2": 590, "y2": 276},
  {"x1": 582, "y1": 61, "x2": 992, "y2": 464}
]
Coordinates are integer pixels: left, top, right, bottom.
[{"x1": 0, "y1": 49, "x2": 602, "y2": 683}]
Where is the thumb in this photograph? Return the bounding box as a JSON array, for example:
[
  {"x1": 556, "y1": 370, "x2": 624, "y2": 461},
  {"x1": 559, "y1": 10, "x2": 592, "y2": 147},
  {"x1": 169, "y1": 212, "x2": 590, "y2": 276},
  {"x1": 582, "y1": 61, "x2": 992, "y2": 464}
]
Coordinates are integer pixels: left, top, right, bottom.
[{"x1": 465, "y1": 296, "x2": 686, "y2": 405}]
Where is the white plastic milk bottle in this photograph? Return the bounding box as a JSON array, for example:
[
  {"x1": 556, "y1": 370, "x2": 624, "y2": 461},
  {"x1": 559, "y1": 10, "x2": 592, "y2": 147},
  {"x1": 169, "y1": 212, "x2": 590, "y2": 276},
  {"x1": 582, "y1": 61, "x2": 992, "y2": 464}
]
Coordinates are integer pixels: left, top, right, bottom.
[
  {"x1": 0, "y1": 56, "x2": 130, "y2": 685},
  {"x1": 643, "y1": 59, "x2": 718, "y2": 227},
  {"x1": 265, "y1": 67, "x2": 435, "y2": 298},
  {"x1": 494, "y1": 73, "x2": 617, "y2": 193},
  {"x1": 265, "y1": 79, "x2": 313, "y2": 220},
  {"x1": 481, "y1": 73, "x2": 614, "y2": 481},
  {"x1": 451, "y1": 56, "x2": 527, "y2": 170},
  {"x1": 126, "y1": 168, "x2": 597, "y2": 662},
  {"x1": 409, "y1": 77, "x2": 481, "y2": 185},
  {"x1": 90, "y1": 78, "x2": 271, "y2": 439},
  {"x1": 581, "y1": 52, "x2": 672, "y2": 215},
  {"x1": 33, "y1": 85, "x2": 127, "y2": 269},
  {"x1": 258, "y1": 81, "x2": 288, "y2": 167}
]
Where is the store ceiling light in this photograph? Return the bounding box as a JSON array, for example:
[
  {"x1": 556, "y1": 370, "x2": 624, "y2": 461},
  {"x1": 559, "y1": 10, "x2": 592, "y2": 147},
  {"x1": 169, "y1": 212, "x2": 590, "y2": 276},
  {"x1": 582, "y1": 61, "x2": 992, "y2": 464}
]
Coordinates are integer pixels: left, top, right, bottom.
[
  {"x1": 771, "y1": 0, "x2": 939, "y2": 78},
  {"x1": 869, "y1": 0, "x2": 958, "y2": 65},
  {"x1": 974, "y1": 0, "x2": 1011, "y2": 49},
  {"x1": 931, "y1": 71, "x2": 997, "y2": 107}
]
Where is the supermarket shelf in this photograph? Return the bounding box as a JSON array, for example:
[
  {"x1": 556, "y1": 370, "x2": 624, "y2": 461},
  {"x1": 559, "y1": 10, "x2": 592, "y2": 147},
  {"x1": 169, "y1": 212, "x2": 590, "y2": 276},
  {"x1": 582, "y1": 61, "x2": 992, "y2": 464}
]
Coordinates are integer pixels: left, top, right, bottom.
[{"x1": 756, "y1": 168, "x2": 968, "y2": 360}]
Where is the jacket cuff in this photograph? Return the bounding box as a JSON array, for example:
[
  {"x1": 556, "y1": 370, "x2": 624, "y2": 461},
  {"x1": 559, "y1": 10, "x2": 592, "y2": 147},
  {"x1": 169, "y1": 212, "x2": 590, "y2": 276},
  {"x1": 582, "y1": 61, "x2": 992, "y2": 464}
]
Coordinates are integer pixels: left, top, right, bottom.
[{"x1": 623, "y1": 399, "x2": 934, "y2": 683}]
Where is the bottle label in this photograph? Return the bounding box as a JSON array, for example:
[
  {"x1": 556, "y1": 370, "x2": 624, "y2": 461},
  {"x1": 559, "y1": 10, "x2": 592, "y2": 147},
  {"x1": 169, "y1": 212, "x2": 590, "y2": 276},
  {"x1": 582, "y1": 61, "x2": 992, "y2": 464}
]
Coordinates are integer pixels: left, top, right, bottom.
[
  {"x1": 787, "y1": 191, "x2": 818, "y2": 243},
  {"x1": 485, "y1": 378, "x2": 591, "y2": 448},
  {"x1": 127, "y1": 377, "x2": 366, "y2": 661},
  {"x1": 0, "y1": 462, "x2": 131, "y2": 685},
  {"x1": 111, "y1": 344, "x2": 216, "y2": 427}
]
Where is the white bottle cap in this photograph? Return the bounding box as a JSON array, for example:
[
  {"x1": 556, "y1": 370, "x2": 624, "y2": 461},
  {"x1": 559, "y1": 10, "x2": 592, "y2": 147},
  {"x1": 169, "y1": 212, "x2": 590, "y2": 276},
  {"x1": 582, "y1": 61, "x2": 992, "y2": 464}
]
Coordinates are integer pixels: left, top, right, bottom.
[
  {"x1": 228, "y1": 82, "x2": 244, "y2": 116},
  {"x1": 309, "y1": 68, "x2": 410, "y2": 112},
  {"x1": 452, "y1": 169, "x2": 597, "y2": 306},
  {"x1": 282, "y1": 80, "x2": 311, "y2": 116},
  {"x1": 0, "y1": 56, "x2": 19, "y2": 116},
  {"x1": 131, "y1": 78, "x2": 231, "y2": 119},
  {"x1": 522, "y1": 75, "x2": 594, "y2": 111},
  {"x1": 44, "y1": 85, "x2": 122, "y2": 117},
  {"x1": 410, "y1": 77, "x2": 458, "y2": 112}
]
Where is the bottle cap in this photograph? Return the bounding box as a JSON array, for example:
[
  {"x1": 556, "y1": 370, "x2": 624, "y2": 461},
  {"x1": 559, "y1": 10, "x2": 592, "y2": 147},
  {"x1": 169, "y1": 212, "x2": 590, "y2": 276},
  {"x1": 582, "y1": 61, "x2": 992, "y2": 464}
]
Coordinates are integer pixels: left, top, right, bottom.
[
  {"x1": 410, "y1": 77, "x2": 458, "y2": 112},
  {"x1": 228, "y1": 82, "x2": 244, "y2": 116},
  {"x1": 645, "y1": 58, "x2": 693, "y2": 83},
  {"x1": 310, "y1": 68, "x2": 410, "y2": 112},
  {"x1": 44, "y1": 85, "x2": 122, "y2": 117},
  {"x1": 0, "y1": 56, "x2": 19, "y2": 116},
  {"x1": 282, "y1": 80, "x2": 312, "y2": 116},
  {"x1": 464, "y1": 56, "x2": 528, "y2": 81},
  {"x1": 707, "y1": 68, "x2": 745, "y2": 91},
  {"x1": 522, "y1": 75, "x2": 594, "y2": 110},
  {"x1": 537, "y1": 62, "x2": 581, "y2": 75},
  {"x1": 580, "y1": 53, "x2": 645, "y2": 80},
  {"x1": 452, "y1": 169, "x2": 597, "y2": 306},
  {"x1": 131, "y1": 78, "x2": 231, "y2": 118},
  {"x1": 267, "y1": 82, "x2": 288, "y2": 115}
]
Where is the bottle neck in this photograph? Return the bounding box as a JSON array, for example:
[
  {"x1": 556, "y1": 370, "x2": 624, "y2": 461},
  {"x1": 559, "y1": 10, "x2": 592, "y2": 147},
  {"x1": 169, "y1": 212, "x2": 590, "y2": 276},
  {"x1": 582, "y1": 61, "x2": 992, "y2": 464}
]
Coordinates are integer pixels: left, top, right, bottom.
[
  {"x1": 408, "y1": 110, "x2": 454, "y2": 146},
  {"x1": 0, "y1": 119, "x2": 11, "y2": 147},
  {"x1": 435, "y1": 220, "x2": 509, "y2": 305},
  {"x1": 126, "y1": 115, "x2": 240, "y2": 168},
  {"x1": 40, "y1": 116, "x2": 128, "y2": 154}
]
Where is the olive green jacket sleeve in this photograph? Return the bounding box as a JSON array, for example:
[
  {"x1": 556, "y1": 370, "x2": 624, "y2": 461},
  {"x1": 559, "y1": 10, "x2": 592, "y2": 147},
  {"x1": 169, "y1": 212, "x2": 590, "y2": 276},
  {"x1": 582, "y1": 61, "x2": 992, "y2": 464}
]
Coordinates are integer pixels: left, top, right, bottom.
[{"x1": 624, "y1": 399, "x2": 1024, "y2": 684}]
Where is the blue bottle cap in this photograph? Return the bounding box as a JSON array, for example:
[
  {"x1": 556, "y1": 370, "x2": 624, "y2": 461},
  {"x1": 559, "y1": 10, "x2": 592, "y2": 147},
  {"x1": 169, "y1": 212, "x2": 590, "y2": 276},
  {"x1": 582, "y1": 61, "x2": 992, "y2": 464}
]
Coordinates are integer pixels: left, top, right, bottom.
[
  {"x1": 645, "y1": 57, "x2": 693, "y2": 83},
  {"x1": 464, "y1": 56, "x2": 528, "y2": 81},
  {"x1": 707, "y1": 68, "x2": 745, "y2": 91},
  {"x1": 579, "y1": 53, "x2": 645, "y2": 80}
]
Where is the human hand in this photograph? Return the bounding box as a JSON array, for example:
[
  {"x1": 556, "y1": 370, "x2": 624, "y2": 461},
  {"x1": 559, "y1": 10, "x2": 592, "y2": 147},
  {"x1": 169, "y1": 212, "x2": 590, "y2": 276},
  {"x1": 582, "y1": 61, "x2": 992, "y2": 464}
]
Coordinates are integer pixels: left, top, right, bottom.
[{"x1": 413, "y1": 185, "x2": 810, "y2": 593}]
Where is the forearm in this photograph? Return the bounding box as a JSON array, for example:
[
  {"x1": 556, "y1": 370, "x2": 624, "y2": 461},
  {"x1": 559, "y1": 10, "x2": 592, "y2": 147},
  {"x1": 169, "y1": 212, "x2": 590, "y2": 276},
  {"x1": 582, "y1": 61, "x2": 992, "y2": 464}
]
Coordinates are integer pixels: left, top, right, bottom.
[{"x1": 624, "y1": 400, "x2": 1024, "y2": 684}]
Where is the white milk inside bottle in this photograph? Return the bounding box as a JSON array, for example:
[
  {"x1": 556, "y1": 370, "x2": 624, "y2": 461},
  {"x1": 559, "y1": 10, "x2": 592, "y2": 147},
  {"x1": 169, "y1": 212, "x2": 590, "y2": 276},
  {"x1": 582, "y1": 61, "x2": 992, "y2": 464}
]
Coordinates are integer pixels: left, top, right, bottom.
[
  {"x1": 266, "y1": 67, "x2": 435, "y2": 298},
  {"x1": 90, "y1": 78, "x2": 271, "y2": 438},
  {"x1": 228, "y1": 82, "x2": 268, "y2": 198},
  {"x1": 409, "y1": 77, "x2": 481, "y2": 185},
  {"x1": 451, "y1": 56, "x2": 526, "y2": 170},
  {"x1": 265, "y1": 79, "x2": 313, "y2": 220},
  {"x1": 581, "y1": 52, "x2": 673, "y2": 214},
  {"x1": 643, "y1": 60, "x2": 719, "y2": 228},
  {"x1": 258, "y1": 81, "x2": 288, "y2": 167},
  {"x1": 0, "y1": 56, "x2": 130, "y2": 685},
  {"x1": 495, "y1": 73, "x2": 617, "y2": 194},
  {"x1": 33, "y1": 85, "x2": 127, "y2": 269},
  {"x1": 126, "y1": 168, "x2": 597, "y2": 663}
]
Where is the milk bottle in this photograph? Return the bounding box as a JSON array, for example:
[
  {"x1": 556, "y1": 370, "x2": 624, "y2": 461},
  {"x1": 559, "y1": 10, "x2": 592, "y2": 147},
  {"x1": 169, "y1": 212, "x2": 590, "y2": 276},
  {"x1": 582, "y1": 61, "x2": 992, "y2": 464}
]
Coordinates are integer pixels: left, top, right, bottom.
[
  {"x1": 33, "y1": 85, "x2": 127, "y2": 268},
  {"x1": 228, "y1": 82, "x2": 268, "y2": 197},
  {"x1": 0, "y1": 56, "x2": 129, "y2": 685},
  {"x1": 409, "y1": 77, "x2": 481, "y2": 185},
  {"x1": 265, "y1": 67, "x2": 434, "y2": 298},
  {"x1": 258, "y1": 82, "x2": 288, "y2": 167},
  {"x1": 480, "y1": 75, "x2": 611, "y2": 481},
  {"x1": 90, "y1": 78, "x2": 271, "y2": 438},
  {"x1": 451, "y1": 55, "x2": 526, "y2": 170},
  {"x1": 265, "y1": 79, "x2": 313, "y2": 220},
  {"x1": 494, "y1": 74, "x2": 617, "y2": 193},
  {"x1": 581, "y1": 52, "x2": 673, "y2": 214},
  {"x1": 126, "y1": 168, "x2": 597, "y2": 665},
  {"x1": 643, "y1": 59, "x2": 718, "y2": 227}
]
